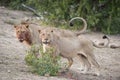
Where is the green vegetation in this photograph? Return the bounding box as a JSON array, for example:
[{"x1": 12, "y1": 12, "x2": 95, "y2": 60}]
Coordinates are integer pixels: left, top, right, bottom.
[
  {"x1": 0, "y1": 0, "x2": 120, "y2": 34},
  {"x1": 25, "y1": 45, "x2": 61, "y2": 76}
]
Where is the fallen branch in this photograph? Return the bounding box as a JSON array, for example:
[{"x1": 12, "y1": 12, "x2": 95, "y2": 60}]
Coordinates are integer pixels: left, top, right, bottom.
[{"x1": 21, "y1": 3, "x2": 41, "y2": 17}]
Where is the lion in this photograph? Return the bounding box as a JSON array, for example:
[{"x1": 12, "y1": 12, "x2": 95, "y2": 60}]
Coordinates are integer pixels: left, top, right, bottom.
[
  {"x1": 14, "y1": 22, "x2": 43, "y2": 47},
  {"x1": 14, "y1": 22, "x2": 45, "y2": 58},
  {"x1": 38, "y1": 28, "x2": 110, "y2": 76}
]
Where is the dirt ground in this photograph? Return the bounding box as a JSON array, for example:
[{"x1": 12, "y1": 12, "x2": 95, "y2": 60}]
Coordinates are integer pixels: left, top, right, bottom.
[{"x1": 0, "y1": 7, "x2": 120, "y2": 80}]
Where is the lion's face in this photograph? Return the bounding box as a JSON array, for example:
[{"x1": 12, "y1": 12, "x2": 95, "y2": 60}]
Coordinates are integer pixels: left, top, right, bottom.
[
  {"x1": 14, "y1": 24, "x2": 31, "y2": 43},
  {"x1": 38, "y1": 29, "x2": 54, "y2": 44}
]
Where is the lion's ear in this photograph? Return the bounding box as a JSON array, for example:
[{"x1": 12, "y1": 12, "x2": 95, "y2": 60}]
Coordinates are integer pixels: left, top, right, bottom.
[{"x1": 38, "y1": 30, "x2": 41, "y2": 33}]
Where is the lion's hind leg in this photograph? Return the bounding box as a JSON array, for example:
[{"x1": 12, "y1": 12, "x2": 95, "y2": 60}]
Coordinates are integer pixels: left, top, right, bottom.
[
  {"x1": 78, "y1": 54, "x2": 91, "y2": 73},
  {"x1": 86, "y1": 53, "x2": 100, "y2": 76}
]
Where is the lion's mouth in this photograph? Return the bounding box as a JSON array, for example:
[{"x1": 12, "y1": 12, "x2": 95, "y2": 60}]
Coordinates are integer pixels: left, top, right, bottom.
[
  {"x1": 42, "y1": 41, "x2": 50, "y2": 44},
  {"x1": 19, "y1": 39, "x2": 24, "y2": 42}
]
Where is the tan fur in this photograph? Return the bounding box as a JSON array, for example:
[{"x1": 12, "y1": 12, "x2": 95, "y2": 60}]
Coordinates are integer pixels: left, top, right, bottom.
[
  {"x1": 38, "y1": 28, "x2": 101, "y2": 76},
  {"x1": 69, "y1": 17, "x2": 87, "y2": 35},
  {"x1": 14, "y1": 22, "x2": 43, "y2": 47}
]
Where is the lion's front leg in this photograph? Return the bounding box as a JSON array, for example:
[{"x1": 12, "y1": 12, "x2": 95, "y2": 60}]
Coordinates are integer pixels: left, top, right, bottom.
[
  {"x1": 43, "y1": 44, "x2": 47, "y2": 53},
  {"x1": 59, "y1": 57, "x2": 73, "y2": 72},
  {"x1": 66, "y1": 58, "x2": 73, "y2": 70}
]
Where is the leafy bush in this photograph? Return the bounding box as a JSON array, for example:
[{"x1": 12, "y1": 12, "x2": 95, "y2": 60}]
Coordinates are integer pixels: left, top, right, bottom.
[{"x1": 25, "y1": 45, "x2": 61, "y2": 76}]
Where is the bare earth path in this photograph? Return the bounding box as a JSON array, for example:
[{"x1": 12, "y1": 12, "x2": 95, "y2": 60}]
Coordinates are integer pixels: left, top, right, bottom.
[{"x1": 0, "y1": 7, "x2": 120, "y2": 80}]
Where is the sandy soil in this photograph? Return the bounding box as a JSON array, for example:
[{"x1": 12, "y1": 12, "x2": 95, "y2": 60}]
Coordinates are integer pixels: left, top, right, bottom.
[{"x1": 0, "y1": 7, "x2": 120, "y2": 80}]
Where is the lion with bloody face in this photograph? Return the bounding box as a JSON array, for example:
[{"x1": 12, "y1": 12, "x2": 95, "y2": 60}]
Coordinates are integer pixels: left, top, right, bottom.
[{"x1": 14, "y1": 22, "x2": 43, "y2": 47}]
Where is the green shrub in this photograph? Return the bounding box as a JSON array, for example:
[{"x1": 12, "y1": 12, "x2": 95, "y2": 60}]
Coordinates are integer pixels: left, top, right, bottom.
[{"x1": 25, "y1": 45, "x2": 61, "y2": 76}]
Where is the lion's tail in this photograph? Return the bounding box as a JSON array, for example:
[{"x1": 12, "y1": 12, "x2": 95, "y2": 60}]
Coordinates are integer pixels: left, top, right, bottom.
[
  {"x1": 93, "y1": 35, "x2": 110, "y2": 48},
  {"x1": 69, "y1": 17, "x2": 87, "y2": 36}
]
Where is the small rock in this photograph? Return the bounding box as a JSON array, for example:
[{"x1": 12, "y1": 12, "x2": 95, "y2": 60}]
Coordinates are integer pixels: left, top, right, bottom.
[
  {"x1": 44, "y1": 73, "x2": 50, "y2": 77},
  {"x1": 7, "y1": 70, "x2": 11, "y2": 73}
]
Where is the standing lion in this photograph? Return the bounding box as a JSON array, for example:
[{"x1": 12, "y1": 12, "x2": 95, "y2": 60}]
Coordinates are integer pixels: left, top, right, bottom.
[{"x1": 38, "y1": 28, "x2": 109, "y2": 76}]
